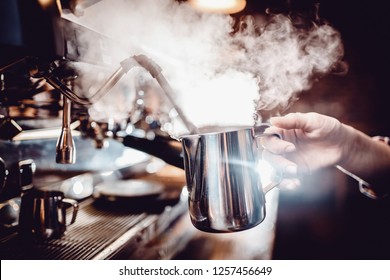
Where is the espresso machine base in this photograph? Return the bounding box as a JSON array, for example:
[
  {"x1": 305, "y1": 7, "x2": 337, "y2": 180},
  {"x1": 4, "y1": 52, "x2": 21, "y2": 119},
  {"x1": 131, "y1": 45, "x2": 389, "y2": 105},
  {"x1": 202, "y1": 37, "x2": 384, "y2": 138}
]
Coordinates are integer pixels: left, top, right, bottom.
[
  {"x1": 0, "y1": 191, "x2": 194, "y2": 260},
  {"x1": 0, "y1": 191, "x2": 195, "y2": 260}
]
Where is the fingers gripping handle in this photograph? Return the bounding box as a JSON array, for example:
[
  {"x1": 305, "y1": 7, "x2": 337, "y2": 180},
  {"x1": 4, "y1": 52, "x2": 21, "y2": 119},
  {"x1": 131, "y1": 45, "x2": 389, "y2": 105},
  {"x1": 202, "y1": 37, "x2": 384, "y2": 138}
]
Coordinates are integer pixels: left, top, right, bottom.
[
  {"x1": 252, "y1": 123, "x2": 282, "y2": 140},
  {"x1": 252, "y1": 123, "x2": 283, "y2": 193}
]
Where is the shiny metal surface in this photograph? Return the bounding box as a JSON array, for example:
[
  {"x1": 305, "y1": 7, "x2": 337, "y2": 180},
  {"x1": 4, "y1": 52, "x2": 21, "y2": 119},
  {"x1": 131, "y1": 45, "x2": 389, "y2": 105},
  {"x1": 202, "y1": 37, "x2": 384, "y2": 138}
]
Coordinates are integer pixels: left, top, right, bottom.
[
  {"x1": 182, "y1": 124, "x2": 279, "y2": 233},
  {"x1": 0, "y1": 198, "x2": 20, "y2": 229},
  {"x1": 56, "y1": 96, "x2": 76, "y2": 164}
]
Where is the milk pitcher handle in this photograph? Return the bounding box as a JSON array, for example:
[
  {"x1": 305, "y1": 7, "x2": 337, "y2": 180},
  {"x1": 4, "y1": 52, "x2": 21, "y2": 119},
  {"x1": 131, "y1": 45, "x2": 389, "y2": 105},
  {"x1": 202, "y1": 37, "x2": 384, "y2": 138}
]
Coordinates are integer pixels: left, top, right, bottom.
[
  {"x1": 252, "y1": 123, "x2": 283, "y2": 193},
  {"x1": 61, "y1": 198, "x2": 79, "y2": 226},
  {"x1": 252, "y1": 123, "x2": 282, "y2": 140}
]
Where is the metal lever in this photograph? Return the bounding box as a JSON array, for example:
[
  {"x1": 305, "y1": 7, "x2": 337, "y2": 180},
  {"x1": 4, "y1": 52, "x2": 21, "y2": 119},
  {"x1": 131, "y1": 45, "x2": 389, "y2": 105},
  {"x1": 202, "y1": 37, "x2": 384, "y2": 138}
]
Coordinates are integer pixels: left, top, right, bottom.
[{"x1": 56, "y1": 96, "x2": 76, "y2": 164}]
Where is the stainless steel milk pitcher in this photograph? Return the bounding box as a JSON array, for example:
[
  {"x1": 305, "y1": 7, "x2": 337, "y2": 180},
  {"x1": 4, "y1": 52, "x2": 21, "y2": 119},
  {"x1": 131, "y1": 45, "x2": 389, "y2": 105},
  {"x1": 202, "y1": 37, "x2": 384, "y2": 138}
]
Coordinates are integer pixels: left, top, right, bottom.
[
  {"x1": 182, "y1": 124, "x2": 280, "y2": 233},
  {"x1": 19, "y1": 189, "x2": 79, "y2": 239}
]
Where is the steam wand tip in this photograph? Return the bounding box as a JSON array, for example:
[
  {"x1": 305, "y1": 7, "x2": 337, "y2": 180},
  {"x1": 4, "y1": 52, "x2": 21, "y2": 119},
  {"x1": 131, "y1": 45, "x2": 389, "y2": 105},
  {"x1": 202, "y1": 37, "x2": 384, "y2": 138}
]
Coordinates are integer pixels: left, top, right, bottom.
[
  {"x1": 56, "y1": 95, "x2": 76, "y2": 164},
  {"x1": 56, "y1": 127, "x2": 76, "y2": 164}
]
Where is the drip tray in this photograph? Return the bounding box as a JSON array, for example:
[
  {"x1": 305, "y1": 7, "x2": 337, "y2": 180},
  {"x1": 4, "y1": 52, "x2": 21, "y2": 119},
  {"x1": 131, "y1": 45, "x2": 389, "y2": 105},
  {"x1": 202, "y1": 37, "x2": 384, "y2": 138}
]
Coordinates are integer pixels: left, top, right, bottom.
[{"x1": 0, "y1": 191, "x2": 193, "y2": 260}]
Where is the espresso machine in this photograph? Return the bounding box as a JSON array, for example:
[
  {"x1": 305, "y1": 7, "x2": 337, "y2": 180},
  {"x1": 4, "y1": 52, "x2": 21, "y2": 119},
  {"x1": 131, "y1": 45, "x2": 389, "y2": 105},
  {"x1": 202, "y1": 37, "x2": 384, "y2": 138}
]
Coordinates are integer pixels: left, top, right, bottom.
[{"x1": 0, "y1": 0, "x2": 197, "y2": 259}]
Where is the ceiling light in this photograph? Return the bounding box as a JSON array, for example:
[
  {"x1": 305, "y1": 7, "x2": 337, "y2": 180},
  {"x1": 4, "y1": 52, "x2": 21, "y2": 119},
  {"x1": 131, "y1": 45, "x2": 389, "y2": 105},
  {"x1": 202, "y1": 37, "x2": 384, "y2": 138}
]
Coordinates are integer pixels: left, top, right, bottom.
[{"x1": 188, "y1": 0, "x2": 247, "y2": 14}]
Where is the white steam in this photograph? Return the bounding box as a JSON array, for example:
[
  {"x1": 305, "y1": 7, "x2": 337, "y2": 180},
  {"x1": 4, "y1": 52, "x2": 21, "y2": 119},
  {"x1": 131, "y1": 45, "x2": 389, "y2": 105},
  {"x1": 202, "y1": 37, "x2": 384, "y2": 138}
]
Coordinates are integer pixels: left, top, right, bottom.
[
  {"x1": 229, "y1": 15, "x2": 345, "y2": 113},
  {"x1": 62, "y1": 0, "x2": 344, "y2": 129}
]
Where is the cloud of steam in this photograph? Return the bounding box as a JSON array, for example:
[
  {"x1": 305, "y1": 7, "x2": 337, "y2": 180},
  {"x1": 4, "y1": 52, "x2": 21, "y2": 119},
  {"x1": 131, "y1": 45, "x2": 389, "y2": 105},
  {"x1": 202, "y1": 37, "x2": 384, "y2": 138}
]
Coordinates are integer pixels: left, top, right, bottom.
[
  {"x1": 229, "y1": 14, "x2": 345, "y2": 115},
  {"x1": 62, "y1": 0, "x2": 345, "y2": 129}
]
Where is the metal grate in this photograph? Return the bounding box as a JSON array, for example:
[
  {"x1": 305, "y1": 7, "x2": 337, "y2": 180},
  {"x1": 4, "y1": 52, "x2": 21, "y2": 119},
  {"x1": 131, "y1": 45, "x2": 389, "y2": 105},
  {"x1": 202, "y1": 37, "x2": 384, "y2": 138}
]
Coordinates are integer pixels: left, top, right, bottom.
[{"x1": 0, "y1": 196, "x2": 187, "y2": 260}]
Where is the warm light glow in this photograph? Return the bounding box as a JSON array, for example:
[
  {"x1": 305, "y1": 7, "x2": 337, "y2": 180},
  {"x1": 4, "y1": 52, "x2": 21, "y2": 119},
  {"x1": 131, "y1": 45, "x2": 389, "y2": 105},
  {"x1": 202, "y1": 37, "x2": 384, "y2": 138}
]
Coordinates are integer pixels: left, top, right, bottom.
[
  {"x1": 37, "y1": 0, "x2": 52, "y2": 9},
  {"x1": 189, "y1": 0, "x2": 246, "y2": 14}
]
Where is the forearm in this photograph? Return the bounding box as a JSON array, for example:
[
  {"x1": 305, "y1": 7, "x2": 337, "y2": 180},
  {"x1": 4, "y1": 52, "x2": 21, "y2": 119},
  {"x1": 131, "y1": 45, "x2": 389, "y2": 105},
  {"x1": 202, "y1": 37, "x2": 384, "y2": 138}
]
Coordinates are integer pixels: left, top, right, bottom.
[{"x1": 337, "y1": 123, "x2": 390, "y2": 198}]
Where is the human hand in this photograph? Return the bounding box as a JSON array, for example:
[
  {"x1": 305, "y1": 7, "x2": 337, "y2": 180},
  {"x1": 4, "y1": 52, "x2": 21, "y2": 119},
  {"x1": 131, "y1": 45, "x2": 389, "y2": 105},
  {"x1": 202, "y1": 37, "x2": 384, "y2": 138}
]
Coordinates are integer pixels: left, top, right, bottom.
[{"x1": 261, "y1": 112, "x2": 349, "y2": 188}]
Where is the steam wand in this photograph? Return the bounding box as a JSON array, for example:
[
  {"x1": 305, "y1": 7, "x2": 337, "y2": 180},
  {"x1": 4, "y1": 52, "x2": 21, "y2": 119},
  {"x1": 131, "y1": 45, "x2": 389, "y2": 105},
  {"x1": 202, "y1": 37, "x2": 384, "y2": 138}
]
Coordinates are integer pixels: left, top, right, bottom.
[
  {"x1": 130, "y1": 55, "x2": 199, "y2": 134},
  {"x1": 42, "y1": 60, "x2": 137, "y2": 106},
  {"x1": 41, "y1": 55, "x2": 198, "y2": 163}
]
